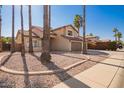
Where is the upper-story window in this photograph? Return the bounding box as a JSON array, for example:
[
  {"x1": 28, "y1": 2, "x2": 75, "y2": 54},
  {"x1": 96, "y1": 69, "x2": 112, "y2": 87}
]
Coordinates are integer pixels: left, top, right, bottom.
[{"x1": 68, "y1": 30, "x2": 73, "y2": 36}]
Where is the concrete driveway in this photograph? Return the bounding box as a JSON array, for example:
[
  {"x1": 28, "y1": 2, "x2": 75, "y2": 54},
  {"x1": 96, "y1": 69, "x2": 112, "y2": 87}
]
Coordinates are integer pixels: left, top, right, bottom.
[{"x1": 54, "y1": 49, "x2": 124, "y2": 88}]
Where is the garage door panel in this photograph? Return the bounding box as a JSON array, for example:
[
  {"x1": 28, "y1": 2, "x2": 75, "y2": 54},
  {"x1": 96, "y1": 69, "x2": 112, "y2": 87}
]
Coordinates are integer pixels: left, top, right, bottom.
[{"x1": 71, "y1": 42, "x2": 82, "y2": 51}]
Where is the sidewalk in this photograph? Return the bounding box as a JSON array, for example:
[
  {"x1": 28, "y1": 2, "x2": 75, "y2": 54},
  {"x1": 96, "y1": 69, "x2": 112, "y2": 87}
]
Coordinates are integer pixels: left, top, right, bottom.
[{"x1": 53, "y1": 51, "x2": 124, "y2": 88}]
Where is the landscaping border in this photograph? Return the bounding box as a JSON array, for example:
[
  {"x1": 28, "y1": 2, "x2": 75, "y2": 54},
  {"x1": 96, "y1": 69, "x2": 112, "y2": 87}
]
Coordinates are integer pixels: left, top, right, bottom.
[{"x1": 0, "y1": 54, "x2": 90, "y2": 75}]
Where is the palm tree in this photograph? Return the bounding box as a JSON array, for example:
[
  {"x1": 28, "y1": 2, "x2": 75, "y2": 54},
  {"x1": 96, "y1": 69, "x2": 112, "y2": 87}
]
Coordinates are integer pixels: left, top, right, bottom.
[
  {"x1": 20, "y1": 5, "x2": 25, "y2": 56},
  {"x1": 113, "y1": 28, "x2": 118, "y2": 43},
  {"x1": 0, "y1": 5, "x2": 2, "y2": 52},
  {"x1": 40, "y1": 5, "x2": 51, "y2": 62},
  {"x1": 11, "y1": 5, "x2": 15, "y2": 53},
  {"x1": 117, "y1": 32, "x2": 122, "y2": 42},
  {"x1": 28, "y1": 5, "x2": 33, "y2": 53},
  {"x1": 73, "y1": 14, "x2": 82, "y2": 36},
  {"x1": 82, "y1": 5, "x2": 87, "y2": 54}
]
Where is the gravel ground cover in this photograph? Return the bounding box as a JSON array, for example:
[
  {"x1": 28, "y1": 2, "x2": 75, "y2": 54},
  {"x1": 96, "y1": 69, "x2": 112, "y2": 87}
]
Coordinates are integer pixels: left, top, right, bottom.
[
  {"x1": 0, "y1": 52, "x2": 87, "y2": 71},
  {"x1": 0, "y1": 50, "x2": 109, "y2": 88}
]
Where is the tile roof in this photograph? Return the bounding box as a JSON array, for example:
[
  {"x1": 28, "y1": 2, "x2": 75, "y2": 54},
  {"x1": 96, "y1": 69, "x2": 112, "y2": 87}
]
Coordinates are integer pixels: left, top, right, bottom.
[
  {"x1": 31, "y1": 26, "x2": 43, "y2": 38},
  {"x1": 52, "y1": 24, "x2": 79, "y2": 33},
  {"x1": 61, "y1": 35, "x2": 83, "y2": 41},
  {"x1": 18, "y1": 30, "x2": 36, "y2": 37},
  {"x1": 17, "y1": 26, "x2": 56, "y2": 38}
]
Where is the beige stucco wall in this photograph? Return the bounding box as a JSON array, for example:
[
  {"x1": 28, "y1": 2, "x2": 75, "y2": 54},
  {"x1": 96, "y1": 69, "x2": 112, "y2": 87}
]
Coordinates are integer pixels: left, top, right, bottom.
[
  {"x1": 15, "y1": 33, "x2": 22, "y2": 44},
  {"x1": 65, "y1": 26, "x2": 79, "y2": 37},
  {"x1": 16, "y1": 33, "x2": 42, "y2": 52},
  {"x1": 24, "y1": 37, "x2": 42, "y2": 52},
  {"x1": 51, "y1": 28, "x2": 71, "y2": 51}
]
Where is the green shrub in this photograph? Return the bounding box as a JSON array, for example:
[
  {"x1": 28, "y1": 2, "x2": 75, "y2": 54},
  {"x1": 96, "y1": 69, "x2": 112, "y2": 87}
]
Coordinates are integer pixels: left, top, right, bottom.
[{"x1": 108, "y1": 41, "x2": 117, "y2": 51}]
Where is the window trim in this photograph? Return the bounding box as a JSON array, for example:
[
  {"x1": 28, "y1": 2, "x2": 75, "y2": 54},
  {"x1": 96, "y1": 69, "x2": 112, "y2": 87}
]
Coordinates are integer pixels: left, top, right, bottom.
[{"x1": 67, "y1": 30, "x2": 73, "y2": 36}]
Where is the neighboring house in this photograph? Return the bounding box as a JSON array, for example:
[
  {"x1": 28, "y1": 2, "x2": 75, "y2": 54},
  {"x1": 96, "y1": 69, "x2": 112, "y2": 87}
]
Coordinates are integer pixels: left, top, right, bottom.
[
  {"x1": 85, "y1": 35, "x2": 111, "y2": 43},
  {"x1": 86, "y1": 35, "x2": 100, "y2": 43},
  {"x1": 16, "y1": 24, "x2": 83, "y2": 52},
  {"x1": 99, "y1": 39, "x2": 111, "y2": 42}
]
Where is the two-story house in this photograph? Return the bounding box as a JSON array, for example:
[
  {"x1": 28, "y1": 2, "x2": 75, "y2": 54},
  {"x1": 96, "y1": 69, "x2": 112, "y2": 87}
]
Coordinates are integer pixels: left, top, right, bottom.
[
  {"x1": 51, "y1": 24, "x2": 83, "y2": 51},
  {"x1": 16, "y1": 24, "x2": 83, "y2": 52}
]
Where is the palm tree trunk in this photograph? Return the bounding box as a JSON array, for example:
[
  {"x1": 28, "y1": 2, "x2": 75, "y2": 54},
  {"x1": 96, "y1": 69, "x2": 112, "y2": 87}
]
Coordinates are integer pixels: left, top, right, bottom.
[
  {"x1": 49, "y1": 5, "x2": 51, "y2": 51},
  {"x1": 118, "y1": 37, "x2": 120, "y2": 43},
  {"x1": 40, "y1": 5, "x2": 51, "y2": 62},
  {"x1": 20, "y1": 5, "x2": 25, "y2": 56},
  {"x1": 117, "y1": 35, "x2": 119, "y2": 43},
  {"x1": 0, "y1": 6, "x2": 2, "y2": 52},
  {"x1": 28, "y1": 5, "x2": 33, "y2": 53},
  {"x1": 49, "y1": 6, "x2": 51, "y2": 30},
  {"x1": 115, "y1": 32, "x2": 117, "y2": 43},
  {"x1": 78, "y1": 28, "x2": 79, "y2": 36},
  {"x1": 82, "y1": 5, "x2": 87, "y2": 54},
  {"x1": 11, "y1": 5, "x2": 15, "y2": 53},
  {"x1": 117, "y1": 35, "x2": 121, "y2": 43}
]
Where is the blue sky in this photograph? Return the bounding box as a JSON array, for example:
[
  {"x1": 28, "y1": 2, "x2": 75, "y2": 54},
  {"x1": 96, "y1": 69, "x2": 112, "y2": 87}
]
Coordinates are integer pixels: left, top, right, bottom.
[{"x1": 1, "y1": 5, "x2": 124, "y2": 41}]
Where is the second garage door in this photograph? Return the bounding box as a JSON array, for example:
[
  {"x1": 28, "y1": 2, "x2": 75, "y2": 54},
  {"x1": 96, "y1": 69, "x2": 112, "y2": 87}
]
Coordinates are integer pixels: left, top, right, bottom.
[{"x1": 71, "y1": 42, "x2": 82, "y2": 51}]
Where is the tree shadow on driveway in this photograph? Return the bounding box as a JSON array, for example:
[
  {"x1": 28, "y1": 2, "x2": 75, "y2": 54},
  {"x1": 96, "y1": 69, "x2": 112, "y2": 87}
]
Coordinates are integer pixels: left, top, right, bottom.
[
  {"x1": 30, "y1": 53, "x2": 90, "y2": 88},
  {"x1": 87, "y1": 50, "x2": 109, "y2": 56},
  {"x1": 86, "y1": 50, "x2": 124, "y2": 61},
  {"x1": 89, "y1": 59, "x2": 124, "y2": 69},
  {"x1": 98, "y1": 55, "x2": 124, "y2": 61},
  {"x1": 51, "y1": 50, "x2": 109, "y2": 61},
  {"x1": 53, "y1": 53, "x2": 86, "y2": 60},
  {"x1": 42, "y1": 61, "x2": 90, "y2": 88}
]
